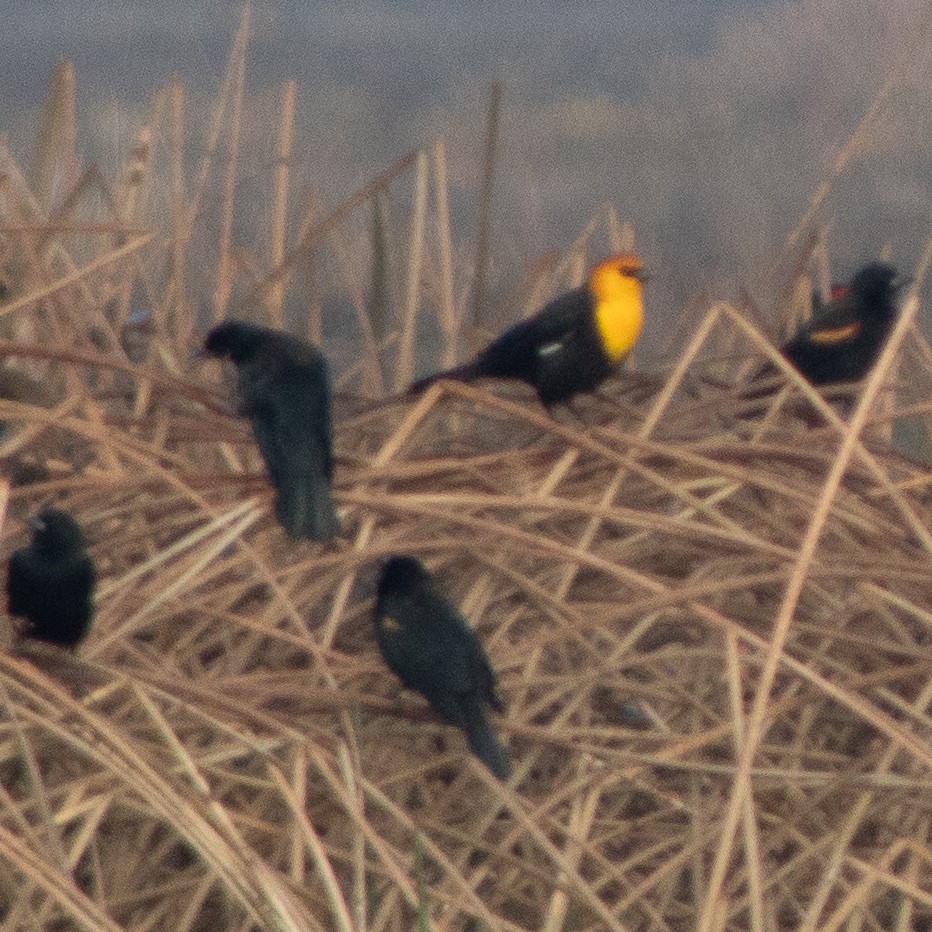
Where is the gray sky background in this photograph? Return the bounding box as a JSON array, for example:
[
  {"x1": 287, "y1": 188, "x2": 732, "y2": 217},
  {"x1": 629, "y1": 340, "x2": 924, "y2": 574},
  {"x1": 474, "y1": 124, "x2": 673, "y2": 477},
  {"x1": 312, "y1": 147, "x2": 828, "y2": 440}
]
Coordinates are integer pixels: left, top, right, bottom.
[{"x1": 1, "y1": 0, "x2": 931, "y2": 353}]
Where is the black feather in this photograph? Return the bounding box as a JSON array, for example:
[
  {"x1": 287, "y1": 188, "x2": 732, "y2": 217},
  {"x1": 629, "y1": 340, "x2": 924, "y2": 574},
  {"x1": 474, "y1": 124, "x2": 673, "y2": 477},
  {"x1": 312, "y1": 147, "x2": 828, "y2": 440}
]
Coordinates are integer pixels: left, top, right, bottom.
[
  {"x1": 373, "y1": 556, "x2": 511, "y2": 780},
  {"x1": 408, "y1": 285, "x2": 604, "y2": 406},
  {"x1": 202, "y1": 321, "x2": 340, "y2": 542},
  {"x1": 408, "y1": 253, "x2": 645, "y2": 406},
  {"x1": 7, "y1": 509, "x2": 96, "y2": 649},
  {"x1": 781, "y1": 262, "x2": 901, "y2": 385}
]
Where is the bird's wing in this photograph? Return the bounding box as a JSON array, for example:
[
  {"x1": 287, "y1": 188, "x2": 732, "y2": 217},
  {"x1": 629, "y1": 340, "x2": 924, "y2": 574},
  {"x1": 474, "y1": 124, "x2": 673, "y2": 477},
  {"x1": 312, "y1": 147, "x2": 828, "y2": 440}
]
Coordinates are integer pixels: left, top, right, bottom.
[
  {"x1": 460, "y1": 625, "x2": 504, "y2": 712},
  {"x1": 29, "y1": 555, "x2": 96, "y2": 643},
  {"x1": 435, "y1": 618, "x2": 499, "y2": 714},
  {"x1": 241, "y1": 357, "x2": 338, "y2": 540},
  {"x1": 417, "y1": 593, "x2": 509, "y2": 776},
  {"x1": 374, "y1": 591, "x2": 448, "y2": 688},
  {"x1": 6, "y1": 551, "x2": 32, "y2": 616},
  {"x1": 518, "y1": 285, "x2": 591, "y2": 347},
  {"x1": 75, "y1": 556, "x2": 97, "y2": 606},
  {"x1": 247, "y1": 401, "x2": 284, "y2": 485},
  {"x1": 459, "y1": 286, "x2": 592, "y2": 389},
  {"x1": 422, "y1": 644, "x2": 478, "y2": 724},
  {"x1": 277, "y1": 362, "x2": 333, "y2": 476},
  {"x1": 788, "y1": 296, "x2": 862, "y2": 350}
]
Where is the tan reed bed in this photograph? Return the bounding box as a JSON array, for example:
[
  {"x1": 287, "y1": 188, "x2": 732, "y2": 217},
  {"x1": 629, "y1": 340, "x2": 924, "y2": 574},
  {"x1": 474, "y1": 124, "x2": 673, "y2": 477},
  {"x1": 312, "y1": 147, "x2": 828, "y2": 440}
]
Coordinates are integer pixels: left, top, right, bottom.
[
  {"x1": 2, "y1": 7, "x2": 932, "y2": 929},
  {"x1": 2, "y1": 294, "x2": 932, "y2": 930}
]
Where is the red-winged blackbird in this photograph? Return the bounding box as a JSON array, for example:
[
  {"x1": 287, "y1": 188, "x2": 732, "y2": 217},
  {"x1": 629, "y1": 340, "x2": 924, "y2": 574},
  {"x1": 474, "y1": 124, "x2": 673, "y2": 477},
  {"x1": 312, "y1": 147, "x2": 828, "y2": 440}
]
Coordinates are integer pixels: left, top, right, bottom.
[
  {"x1": 774, "y1": 262, "x2": 903, "y2": 386},
  {"x1": 410, "y1": 253, "x2": 647, "y2": 406},
  {"x1": 373, "y1": 556, "x2": 511, "y2": 780},
  {"x1": 202, "y1": 321, "x2": 340, "y2": 542},
  {"x1": 7, "y1": 509, "x2": 96, "y2": 649}
]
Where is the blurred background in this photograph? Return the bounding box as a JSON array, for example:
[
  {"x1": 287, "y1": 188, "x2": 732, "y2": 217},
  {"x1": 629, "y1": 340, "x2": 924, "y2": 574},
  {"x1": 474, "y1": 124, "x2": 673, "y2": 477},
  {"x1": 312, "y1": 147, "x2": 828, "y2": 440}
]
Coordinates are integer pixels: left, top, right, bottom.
[
  {"x1": 1, "y1": 0, "x2": 930, "y2": 357},
  {"x1": 0, "y1": 0, "x2": 932, "y2": 346}
]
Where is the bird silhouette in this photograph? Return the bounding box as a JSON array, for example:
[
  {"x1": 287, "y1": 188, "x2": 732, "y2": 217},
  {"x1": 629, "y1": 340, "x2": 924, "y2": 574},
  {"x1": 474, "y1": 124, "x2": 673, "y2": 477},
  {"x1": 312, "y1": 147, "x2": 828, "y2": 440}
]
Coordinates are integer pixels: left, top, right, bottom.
[
  {"x1": 410, "y1": 253, "x2": 647, "y2": 406},
  {"x1": 373, "y1": 556, "x2": 510, "y2": 779},
  {"x1": 7, "y1": 508, "x2": 96, "y2": 650},
  {"x1": 202, "y1": 321, "x2": 340, "y2": 542}
]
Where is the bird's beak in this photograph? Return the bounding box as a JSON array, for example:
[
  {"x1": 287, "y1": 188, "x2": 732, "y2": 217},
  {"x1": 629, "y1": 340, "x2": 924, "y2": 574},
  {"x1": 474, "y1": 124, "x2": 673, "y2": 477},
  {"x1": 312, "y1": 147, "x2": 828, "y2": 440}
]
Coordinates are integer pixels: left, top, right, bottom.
[
  {"x1": 895, "y1": 275, "x2": 913, "y2": 295},
  {"x1": 26, "y1": 515, "x2": 45, "y2": 533}
]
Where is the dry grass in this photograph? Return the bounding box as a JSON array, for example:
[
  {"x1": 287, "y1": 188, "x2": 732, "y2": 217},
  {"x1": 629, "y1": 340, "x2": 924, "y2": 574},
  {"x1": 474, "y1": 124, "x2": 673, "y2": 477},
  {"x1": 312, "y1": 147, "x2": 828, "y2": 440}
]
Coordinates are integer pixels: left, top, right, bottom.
[{"x1": 1, "y1": 9, "x2": 932, "y2": 932}]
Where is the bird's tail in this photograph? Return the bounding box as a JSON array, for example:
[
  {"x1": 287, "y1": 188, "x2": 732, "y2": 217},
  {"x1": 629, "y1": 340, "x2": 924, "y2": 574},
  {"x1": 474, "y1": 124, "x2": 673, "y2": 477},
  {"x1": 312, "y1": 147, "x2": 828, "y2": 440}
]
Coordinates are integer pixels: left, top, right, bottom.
[
  {"x1": 408, "y1": 361, "x2": 483, "y2": 395},
  {"x1": 462, "y1": 701, "x2": 511, "y2": 780},
  {"x1": 276, "y1": 468, "x2": 341, "y2": 543}
]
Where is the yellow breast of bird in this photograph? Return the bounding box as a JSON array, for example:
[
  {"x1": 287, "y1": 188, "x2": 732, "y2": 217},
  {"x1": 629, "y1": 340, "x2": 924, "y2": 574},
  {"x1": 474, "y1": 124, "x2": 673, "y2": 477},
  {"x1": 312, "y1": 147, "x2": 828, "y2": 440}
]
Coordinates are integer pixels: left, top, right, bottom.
[{"x1": 593, "y1": 282, "x2": 644, "y2": 363}]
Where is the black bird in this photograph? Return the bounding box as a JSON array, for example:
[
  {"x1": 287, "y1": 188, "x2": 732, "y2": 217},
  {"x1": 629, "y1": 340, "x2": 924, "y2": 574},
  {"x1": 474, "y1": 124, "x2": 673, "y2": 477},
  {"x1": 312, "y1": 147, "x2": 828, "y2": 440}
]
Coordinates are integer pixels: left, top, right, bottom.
[
  {"x1": 409, "y1": 253, "x2": 647, "y2": 406},
  {"x1": 373, "y1": 556, "x2": 511, "y2": 779},
  {"x1": 202, "y1": 321, "x2": 340, "y2": 542},
  {"x1": 776, "y1": 262, "x2": 903, "y2": 386},
  {"x1": 7, "y1": 508, "x2": 96, "y2": 649}
]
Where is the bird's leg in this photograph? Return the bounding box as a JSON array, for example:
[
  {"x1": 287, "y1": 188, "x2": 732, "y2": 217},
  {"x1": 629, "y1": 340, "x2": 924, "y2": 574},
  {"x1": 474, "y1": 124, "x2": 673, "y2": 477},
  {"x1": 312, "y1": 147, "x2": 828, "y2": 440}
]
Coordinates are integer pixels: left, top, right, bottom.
[{"x1": 553, "y1": 398, "x2": 589, "y2": 429}]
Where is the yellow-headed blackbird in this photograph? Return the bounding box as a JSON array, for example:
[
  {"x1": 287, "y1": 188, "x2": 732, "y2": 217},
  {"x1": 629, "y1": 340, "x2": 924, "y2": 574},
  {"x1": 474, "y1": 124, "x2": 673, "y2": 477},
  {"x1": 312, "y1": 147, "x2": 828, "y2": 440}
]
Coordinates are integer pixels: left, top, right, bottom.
[
  {"x1": 202, "y1": 321, "x2": 340, "y2": 542},
  {"x1": 410, "y1": 253, "x2": 647, "y2": 405},
  {"x1": 775, "y1": 262, "x2": 903, "y2": 386},
  {"x1": 373, "y1": 556, "x2": 511, "y2": 780},
  {"x1": 7, "y1": 509, "x2": 96, "y2": 649}
]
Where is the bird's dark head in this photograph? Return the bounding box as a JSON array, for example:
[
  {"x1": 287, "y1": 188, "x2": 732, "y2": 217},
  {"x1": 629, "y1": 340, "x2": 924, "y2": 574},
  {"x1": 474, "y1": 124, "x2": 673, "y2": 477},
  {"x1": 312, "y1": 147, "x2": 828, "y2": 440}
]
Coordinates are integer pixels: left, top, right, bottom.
[
  {"x1": 378, "y1": 555, "x2": 429, "y2": 597},
  {"x1": 849, "y1": 263, "x2": 902, "y2": 311},
  {"x1": 28, "y1": 508, "x2": 84, "y2": 557},
  {"x1": 202, "y1": 321, "x2": 270, "y2": 365}
]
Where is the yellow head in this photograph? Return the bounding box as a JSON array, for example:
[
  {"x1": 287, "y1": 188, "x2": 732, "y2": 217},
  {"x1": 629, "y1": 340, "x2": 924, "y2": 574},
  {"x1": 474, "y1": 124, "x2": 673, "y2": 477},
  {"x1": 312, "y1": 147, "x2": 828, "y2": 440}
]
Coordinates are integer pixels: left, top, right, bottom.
[
  {"x1": 588, "y1": 253, "x2": 646, "y2": 301},
  {"x1": 587, "y1": 253, "x2": 646, "y2": 362}
]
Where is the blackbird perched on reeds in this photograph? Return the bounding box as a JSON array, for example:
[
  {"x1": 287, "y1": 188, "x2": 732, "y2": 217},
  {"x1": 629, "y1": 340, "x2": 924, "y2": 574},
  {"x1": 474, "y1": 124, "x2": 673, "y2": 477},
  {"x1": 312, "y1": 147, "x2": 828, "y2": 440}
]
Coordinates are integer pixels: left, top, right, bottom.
[
  {"x1": 202, "y1": 321, "x2": 340, "y2": 542},
  {"x1": 766, "y1": 262, "x2": 904, "y2": 387},
  {"x1": 409, "y1": 253, "x2": 647, "y2": 406},
  {"x1": 7, "y1": 508, "x2": 96, "y2": 649},
  {"x1": 373, "y1": 556, "x2": 511, "y2": 780}
]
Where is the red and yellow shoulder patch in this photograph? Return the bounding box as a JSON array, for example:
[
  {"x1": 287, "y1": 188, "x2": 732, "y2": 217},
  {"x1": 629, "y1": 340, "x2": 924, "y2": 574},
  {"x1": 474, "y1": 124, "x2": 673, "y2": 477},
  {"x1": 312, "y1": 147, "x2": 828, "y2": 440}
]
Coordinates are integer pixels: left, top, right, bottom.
[{"x1": 808, "y1": 321, "x2": 861, "y2": 345}]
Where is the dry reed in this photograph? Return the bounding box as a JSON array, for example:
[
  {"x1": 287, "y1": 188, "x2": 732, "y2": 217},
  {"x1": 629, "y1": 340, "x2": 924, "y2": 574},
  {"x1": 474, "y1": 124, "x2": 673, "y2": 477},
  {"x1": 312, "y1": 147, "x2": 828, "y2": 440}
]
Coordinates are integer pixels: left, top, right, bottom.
[{"x1": 1, "y1": 8, "x2": 932, "y2": 931}]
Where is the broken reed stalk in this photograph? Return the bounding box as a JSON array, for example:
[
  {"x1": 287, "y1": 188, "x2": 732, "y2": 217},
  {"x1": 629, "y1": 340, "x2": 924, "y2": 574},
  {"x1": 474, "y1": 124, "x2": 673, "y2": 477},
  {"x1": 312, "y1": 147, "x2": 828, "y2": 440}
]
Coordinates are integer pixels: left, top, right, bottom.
[
  {"x1": 432, "y1": 136, "x2": 458, "y2": 369},
  {"x1": 170, "y1": 73, "x2": 186, "y2": 340},
  {"x1": 471, "y1": 79, "x2": 503, "y2": 345},
  {"x1": 268, "y1": 80, "x2": 296, "y2": 329},
  {"x1": 395, "y1": 149, "x2": 428, "y2": 392},
  {"x1": 211, "y1": 1, "x2": 250, "y2": 322}
]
